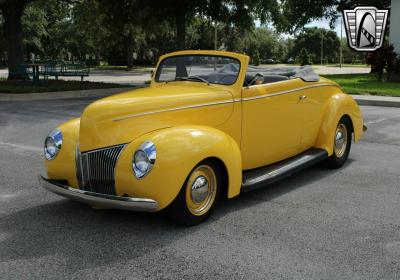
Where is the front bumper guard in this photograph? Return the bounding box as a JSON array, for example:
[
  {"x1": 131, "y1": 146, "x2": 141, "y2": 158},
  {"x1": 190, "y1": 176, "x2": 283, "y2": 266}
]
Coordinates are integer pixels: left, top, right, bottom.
[{"x1": 39, "y1": 175, "x2": 158, "y2": 212}]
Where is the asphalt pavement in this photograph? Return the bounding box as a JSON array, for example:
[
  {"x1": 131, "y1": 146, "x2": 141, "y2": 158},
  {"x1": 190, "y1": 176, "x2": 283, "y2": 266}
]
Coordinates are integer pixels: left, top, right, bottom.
[{"x1": 0, "y1": 96, "x2": 400, "y2": 279}]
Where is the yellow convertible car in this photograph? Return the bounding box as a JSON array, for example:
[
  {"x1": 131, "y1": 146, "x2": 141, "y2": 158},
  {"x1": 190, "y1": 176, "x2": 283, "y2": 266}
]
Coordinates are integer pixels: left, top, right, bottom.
[{"x1": 40, "y1": 50, "x2": 366, "y2": 225}]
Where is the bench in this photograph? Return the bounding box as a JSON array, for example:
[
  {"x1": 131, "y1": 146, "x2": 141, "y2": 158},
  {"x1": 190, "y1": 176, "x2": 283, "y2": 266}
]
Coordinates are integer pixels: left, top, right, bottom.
[{"x1": 40, "y1": 62, "x2": 90, "y2": 81}]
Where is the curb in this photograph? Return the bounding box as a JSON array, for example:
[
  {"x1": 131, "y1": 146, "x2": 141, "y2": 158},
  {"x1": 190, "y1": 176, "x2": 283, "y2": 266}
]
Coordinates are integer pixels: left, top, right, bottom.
[
  {"x1": 0, "y1": 87, "x2": 138, "y2": 101},
  {"x1": 351, "y1": 95, "x2": 400, "y2": 108}
]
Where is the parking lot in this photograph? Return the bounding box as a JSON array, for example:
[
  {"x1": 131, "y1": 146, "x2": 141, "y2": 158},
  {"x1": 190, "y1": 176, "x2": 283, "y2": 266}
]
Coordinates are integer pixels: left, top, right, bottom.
[{"x1": 0, "y1": 96, "x2": 399, "y2": 279}]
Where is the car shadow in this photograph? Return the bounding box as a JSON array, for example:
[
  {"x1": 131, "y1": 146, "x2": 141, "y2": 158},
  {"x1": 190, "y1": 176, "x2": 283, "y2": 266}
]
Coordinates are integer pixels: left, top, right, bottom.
[
  {"x1": 214, "y1": 159, "x2": 355, "y2": 220},
  {"x1": 0, "y1": 200, "x2": 192, "y2": 271},
  {"x1": 0, "y1": 159, "x2": 354, "y2": 271}
]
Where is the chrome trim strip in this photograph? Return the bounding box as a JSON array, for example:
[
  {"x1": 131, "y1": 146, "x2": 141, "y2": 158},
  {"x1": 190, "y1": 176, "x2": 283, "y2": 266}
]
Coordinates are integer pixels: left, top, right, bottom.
[
  {"x1": 242, "y1": 83, "x2": 340, "y2": 102},
  {"x1": 113, "y1": 99, "x2": 236, "y2": 122},
  {"x1": 39, "y1": 175, "x2": 158, "y2": 212},
  {"x1": 112, "y1": 83, "x2": 339, "y2": 121},
  {"x1": 245, "y1": 155, "x2": 313, "y2": 186},
  {"x1": 76, "y1": 145, "x2": 86, "y2": 187},
  {"x1": 82, "y1": 143, "x2": 128, "y2": 154}
]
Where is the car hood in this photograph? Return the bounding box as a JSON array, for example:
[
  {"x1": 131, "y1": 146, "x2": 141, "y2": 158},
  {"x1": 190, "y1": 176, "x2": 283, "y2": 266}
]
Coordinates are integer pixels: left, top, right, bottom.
[{"x1": 79, "y1": 83, "x2": 235, "y2": 152}]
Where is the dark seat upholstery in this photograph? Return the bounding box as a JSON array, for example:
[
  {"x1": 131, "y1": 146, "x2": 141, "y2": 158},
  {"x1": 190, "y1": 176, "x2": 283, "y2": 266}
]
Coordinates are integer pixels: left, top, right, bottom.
[
  {"x1": 262, "y1": 75, "x2": 289, "y2": 83},
  {"x1": 244, "y1": 73, "x2": 289, "y2": 86}
]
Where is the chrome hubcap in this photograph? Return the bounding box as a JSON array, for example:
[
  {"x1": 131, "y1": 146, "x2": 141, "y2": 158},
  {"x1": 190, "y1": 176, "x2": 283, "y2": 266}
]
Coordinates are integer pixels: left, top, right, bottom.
[
  {"x1": 185, "y1": 165, "x2": 217, "y2": 216},
  {"x1": 191, "y1": 176, "x2": 209, "y2": 204},
  {"x1": 334, "y1": 124, "x2": 348, "y2": 158}
]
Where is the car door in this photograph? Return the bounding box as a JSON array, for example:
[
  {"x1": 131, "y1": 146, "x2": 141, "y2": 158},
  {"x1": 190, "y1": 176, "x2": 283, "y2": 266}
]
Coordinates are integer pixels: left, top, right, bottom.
[
  {"x1": 241, "y1": 79, "x2": 305, "y2": 170},
  {"x1": 299, "y1": 84, "x2": 334, "y2": 151}
]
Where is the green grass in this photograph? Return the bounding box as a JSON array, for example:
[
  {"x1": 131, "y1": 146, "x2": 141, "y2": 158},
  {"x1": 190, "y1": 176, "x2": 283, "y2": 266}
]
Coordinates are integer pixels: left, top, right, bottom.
[
  {"x1": 0, "y1": 79, "x2": 130, "y2": 94},
  {"x1": 322, "y1": 74, "x2": 400, "y2": 97}
]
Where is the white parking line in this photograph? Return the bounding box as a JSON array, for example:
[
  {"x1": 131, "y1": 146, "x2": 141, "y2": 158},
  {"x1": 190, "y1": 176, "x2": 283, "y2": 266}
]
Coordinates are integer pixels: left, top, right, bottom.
[
  {"x1": 0, "y1": 192, "x2": 22, "y2": 201},
  {"x1": 365, "y1": 115, "x2": 400, "y2": 125},
  {"x1": 0, "y1": 142, "x2": 41, "y2": 152}
]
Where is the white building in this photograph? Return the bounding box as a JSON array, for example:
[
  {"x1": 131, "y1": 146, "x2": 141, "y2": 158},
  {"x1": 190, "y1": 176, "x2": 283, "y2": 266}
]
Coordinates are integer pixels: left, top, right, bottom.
[{"x1": 390, "y1": 0, "x2": 400, "y2": 53}]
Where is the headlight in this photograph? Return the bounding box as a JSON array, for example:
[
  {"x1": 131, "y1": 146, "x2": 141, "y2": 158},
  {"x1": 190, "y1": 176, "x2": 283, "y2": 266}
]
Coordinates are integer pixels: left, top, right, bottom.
[
  {"x1": 132, "y1": 141, "x2": 156, "y2": 179},
  {"x1": 44, "y1": 129, "x2": 62, "y2": 160}
]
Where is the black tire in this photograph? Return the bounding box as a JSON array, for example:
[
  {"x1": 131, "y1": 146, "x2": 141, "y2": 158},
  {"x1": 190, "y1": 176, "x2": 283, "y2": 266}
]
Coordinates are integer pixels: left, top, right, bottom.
[
  {"x1": 324, "y1": 116, "x2": 352, "y2": 169},
  {"x1": 167, "y1": 159, "x2": 221, "y2": 226}
]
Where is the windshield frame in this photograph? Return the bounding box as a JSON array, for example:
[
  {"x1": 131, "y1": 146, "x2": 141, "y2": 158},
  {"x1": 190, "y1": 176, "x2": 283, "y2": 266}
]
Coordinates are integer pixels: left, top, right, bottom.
[{"x1": 154, "y1": 54, "x2": 242, "y2": 86}]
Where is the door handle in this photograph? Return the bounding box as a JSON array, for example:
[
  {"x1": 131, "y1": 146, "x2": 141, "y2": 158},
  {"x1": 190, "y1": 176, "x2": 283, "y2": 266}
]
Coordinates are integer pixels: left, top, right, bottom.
[{"x1": 299, "y1": 95, "x2": 307, "y2": 101}]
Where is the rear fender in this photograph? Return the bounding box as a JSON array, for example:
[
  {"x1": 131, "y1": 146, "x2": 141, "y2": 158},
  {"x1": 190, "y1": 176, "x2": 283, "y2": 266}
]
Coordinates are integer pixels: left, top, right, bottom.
[{"x1": 315, "y1": 93, "x2": 364, "y2": 155}]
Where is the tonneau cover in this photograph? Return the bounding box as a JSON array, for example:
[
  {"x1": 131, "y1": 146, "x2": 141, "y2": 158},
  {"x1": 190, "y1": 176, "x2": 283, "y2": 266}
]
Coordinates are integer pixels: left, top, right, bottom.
[{"x1": 247, "y1": 65, "x2": 320, "y2": 82}]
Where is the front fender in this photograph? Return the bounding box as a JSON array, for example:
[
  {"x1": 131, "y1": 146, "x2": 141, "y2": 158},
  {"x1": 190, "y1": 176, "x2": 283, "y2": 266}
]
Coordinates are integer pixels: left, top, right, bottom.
[
  {"x1": 114, "y1": 125, "x2": 242, "y2": 211},
  {"x1": 315, "y1": 93, "x2": 364, "y2": 155},
  {"x1": 45, "y1": 118, "x2": 80, "y2": 188}
]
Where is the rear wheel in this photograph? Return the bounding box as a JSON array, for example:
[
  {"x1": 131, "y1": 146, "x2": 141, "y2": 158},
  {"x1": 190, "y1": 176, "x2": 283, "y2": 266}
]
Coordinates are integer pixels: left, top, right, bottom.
[
  {"x1": 324, "y1": 117, "x2": 352, "y2": 169},
  {"x1": 167, "y1": 160, "x2": 220, "y2": 226}
]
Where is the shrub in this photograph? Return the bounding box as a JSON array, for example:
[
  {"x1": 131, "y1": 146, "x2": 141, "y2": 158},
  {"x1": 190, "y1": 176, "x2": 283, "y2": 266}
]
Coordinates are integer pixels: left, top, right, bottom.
[{"x1": 366, "y1": 44, "x2": 400, "y2": 82}]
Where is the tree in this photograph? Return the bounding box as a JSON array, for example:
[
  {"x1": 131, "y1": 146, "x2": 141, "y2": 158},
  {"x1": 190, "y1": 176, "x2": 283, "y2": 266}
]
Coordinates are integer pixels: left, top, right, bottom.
[
  {"x1": 290, "y1": 27, "x2": 340, "y2": 64},
  {"x1": 98, "y1": 0, "x2": 151, "y2": 68},
  {"x1": 296, "y1": 48, "x2": 312, "y2": 65},
  {"x1": 0, "y1": 0, "x2": 32, "y2": 79},
  {"x1": 144, "y1": 0, "x2": 393, "y2": 68},
  {"x1": 277, "y1": 0, "x2": 391, "y2": 34},
  {"x1": 143, "y1": 0, "x2": 282, "y2": 50},
  {"x1": 366, "y1": 44, "x2": 398, "y2": 81},
  {"x1": 71, "y1": 0, "x2": 109, "y2": 65},
  {"x1": 142, "y1": 0, "x2": 205, "y2": 50},
  {"x1": 0, "y1": 14, "x2": 5, "y2": 65},
  {"x1": 340, "y1": 38, "x2": 364, "y2": 64},
  {"x1": 38, "y1": 0, "x2": 77, "y2": 60},
  {"x1": 0, "y1": 0, "x2": 76, "y2": 79},
  {"x1": 222, "y1": 26, "x2": 287, "y2": 63},
  {"x1": 253, "y1": 50, "x2": 261, "y2": 65},
  {"x1": 21, "y1": 4, "x2": 48, "y2": 59}
]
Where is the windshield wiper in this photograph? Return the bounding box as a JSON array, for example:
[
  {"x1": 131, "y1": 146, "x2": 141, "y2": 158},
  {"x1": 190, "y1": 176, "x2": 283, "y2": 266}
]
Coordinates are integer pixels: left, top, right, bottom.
[{"x1": 176, "y1": 76, "x2": 209, "y2": 84}]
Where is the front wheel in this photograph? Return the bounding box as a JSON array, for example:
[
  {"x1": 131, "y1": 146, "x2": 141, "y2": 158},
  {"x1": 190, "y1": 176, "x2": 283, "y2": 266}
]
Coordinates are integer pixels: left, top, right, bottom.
[
  {"x1": 324, "y1": 117, "x2": 352, "y2": 169},
  {"x1": 167, "y1": 160, "x2": 221, "y2": 226}
]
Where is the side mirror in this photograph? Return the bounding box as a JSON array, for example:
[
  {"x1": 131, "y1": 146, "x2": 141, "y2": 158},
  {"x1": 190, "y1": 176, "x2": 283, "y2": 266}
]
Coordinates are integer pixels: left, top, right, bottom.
[{"x1": 150, "y1": 69, "x2": 155, "y2": 78}]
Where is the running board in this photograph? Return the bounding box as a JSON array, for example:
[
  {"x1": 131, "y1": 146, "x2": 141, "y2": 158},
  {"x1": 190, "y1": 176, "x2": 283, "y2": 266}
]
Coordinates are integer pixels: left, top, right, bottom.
[{"x1": 241, "y1": 148, "x2": 328, "y2": 192}]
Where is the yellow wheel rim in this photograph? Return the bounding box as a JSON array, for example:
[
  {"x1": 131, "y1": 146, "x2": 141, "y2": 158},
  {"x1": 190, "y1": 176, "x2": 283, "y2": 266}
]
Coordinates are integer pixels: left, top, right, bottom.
[
  {"x1": 185, "y1": 165, "x2": 217, "y2": 216},
  {"x1": 334, "y1": 123, "x2": 348, "y2": 158}
]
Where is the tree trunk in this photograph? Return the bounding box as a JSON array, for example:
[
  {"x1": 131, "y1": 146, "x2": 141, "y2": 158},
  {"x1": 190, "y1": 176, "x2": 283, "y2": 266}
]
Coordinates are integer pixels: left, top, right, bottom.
[
  {"x1": 126, "y1": 35, "x2": 134, "y2": 69},
  {"x1": 95, "y1": 50, "x2": 101, "y2": 66},
  {"x1": 176, "y1": 9, "x2": 186, "y2": 50},
  {"x1": 1, "y1": 2, "x2": 29, "y2": 80}
]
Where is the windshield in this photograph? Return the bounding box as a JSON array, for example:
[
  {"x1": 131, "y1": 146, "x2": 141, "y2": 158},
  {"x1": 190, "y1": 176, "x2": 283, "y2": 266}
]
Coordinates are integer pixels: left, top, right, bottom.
[{"x1": 155, "y1": 55, "x2": 241, "y2": 85}]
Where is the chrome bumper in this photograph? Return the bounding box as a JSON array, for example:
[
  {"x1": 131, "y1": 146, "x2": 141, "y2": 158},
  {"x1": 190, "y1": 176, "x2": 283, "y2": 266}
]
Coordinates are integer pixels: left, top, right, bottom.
[{"x1": 39, "y1": 175, "x2": 158, "y2": 212}]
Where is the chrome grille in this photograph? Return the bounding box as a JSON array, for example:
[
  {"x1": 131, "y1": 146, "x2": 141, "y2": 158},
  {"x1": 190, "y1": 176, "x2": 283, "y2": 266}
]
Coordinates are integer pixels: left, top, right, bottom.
[{"x1": 76, "y1": 144, "x2": 125, "y2": 195}]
